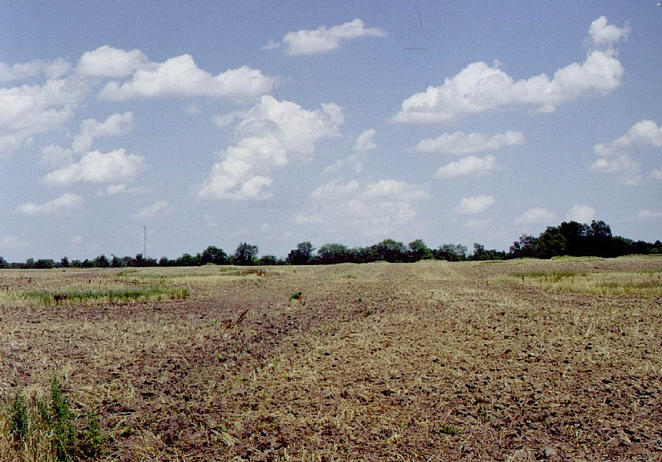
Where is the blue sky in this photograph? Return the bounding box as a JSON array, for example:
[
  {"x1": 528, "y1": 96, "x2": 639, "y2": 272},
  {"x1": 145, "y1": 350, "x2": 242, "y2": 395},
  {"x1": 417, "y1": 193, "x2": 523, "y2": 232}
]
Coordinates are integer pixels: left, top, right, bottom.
[{"x1": 1, "y1": 1, "x2": 661, "y2": 261}]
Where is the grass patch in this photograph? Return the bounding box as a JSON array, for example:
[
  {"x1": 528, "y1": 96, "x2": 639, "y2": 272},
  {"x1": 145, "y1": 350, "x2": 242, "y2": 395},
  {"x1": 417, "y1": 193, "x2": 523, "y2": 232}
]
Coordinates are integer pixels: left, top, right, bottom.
[
  {"x1": 17, "y1": 286, "x2": 188, "y2": 306},
  {"x1": 511, "y1": 271, "x2": 583, "y2": 282},
  {"x1": 1, "y1": 376, "x2": 106, "y2": 461},
  {"x1": 508, "y1": 270, "x2": 662, "y2": 296}
]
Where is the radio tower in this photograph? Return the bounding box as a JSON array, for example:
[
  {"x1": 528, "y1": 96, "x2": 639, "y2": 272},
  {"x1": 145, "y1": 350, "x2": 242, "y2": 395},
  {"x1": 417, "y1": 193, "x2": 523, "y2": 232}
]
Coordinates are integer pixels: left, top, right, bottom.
[{"x1": 144, "y1": 225, "x2": 147, "y2": 260}]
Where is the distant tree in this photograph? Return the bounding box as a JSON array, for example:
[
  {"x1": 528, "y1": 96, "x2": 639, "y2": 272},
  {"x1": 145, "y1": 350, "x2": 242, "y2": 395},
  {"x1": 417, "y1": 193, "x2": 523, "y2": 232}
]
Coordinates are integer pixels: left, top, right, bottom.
[
  {"x1": 94, "y1": 255, "x2": 110, "y2": 268},
  {"x1": 158, "y1": 256, "x2": 172, "y2": 266},
  {"x1": 372, "y1": 239, "x2": 408, "y2": 262},
  {"x1": 435, "y1": 244, "x2": 468, "y2": 261},
  {"x1": 233, "y1": 243, "x2": 259, "y2": 266},
  {"x1": 200, "y1": 246, "x2": 228, "y2": 265},
  {"x1": 471, "y1": 243, "x2": 506, "y2": 261},
  {"x1": 287, "y1": 242, "x2": 315, "y2": 265},
  {"x1": 59, "y1": 256, "x2": 70, "y2": 268},
  {"x1": 317, "y1": 243, "x2": 351, "y2": 264},
  {"x1": 175, "y1": 253, "x2": 199, "y2": 266},
  {"x1": 0, "y1": 256, "x2": 9, "y2": 268},
  {"x1": 408, "y1": 239, "x2": 433, "y2": 261},
  {"x1": 259, "y1": 255, "x2": 279, "y2": 265}
]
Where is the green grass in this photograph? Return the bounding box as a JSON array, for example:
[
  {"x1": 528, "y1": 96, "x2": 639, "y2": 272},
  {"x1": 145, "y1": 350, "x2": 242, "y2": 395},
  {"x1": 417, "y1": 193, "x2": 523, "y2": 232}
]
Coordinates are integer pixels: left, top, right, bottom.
[
  {"x1": 2, "y1": 376, "x2": 106, "y2": 461},
  {"x1": 510, "y1": 271, "x2": 583, "y2": 282},
  {"x1": 507, "y1": 269, "x2": 662, "y2": 296},
  {"x1": 18, "y1": 286, "x2": 189, "y2": 306}
]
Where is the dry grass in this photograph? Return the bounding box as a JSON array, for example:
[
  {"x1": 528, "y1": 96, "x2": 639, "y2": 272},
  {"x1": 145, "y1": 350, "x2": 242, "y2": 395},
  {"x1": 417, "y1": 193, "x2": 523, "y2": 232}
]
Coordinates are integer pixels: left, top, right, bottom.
[{"x1": 1, "y1": 257, "x2": 660, "y2": 460}]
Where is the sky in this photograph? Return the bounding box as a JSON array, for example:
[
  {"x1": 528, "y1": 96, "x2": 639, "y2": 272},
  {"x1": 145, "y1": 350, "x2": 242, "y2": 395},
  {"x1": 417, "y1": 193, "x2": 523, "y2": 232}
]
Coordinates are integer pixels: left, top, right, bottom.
[{"x1": 1, "y1": 1, "x2": 661, "y2": 261}]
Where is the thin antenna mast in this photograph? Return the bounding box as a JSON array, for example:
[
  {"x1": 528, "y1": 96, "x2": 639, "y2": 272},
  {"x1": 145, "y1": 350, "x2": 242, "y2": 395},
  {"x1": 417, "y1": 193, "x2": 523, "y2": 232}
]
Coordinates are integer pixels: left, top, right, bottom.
[{"x1": 144, "y1": 225, "x2": 147, "y2": 259}]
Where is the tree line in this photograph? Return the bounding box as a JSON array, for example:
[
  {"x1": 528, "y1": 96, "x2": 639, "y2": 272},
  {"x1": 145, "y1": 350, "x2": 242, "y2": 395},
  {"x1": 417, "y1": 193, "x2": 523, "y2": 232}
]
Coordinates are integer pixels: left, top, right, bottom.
[{"x1": 1, "y1": 220, "x2": 660, "y2": 269}]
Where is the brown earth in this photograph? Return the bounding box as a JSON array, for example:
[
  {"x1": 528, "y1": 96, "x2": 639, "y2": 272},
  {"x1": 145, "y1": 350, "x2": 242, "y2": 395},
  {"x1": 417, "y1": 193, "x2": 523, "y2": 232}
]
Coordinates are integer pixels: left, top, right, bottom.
[{"x1": 1, "y1": 257, "x2": 660, "y2": 460}]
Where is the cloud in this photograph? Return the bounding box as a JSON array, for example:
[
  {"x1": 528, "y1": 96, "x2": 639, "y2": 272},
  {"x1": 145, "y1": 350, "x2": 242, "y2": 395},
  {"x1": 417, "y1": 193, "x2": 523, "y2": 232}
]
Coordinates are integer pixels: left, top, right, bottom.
[
  {"x1": 99, "y1": 54, "x2": 272, "y2": 101},
  {"x1": 435, "y1": 155, "x2": 496, "y2": 178},
  {"x1": 416, "y1": 130, "x2": 524, "y2": 155},
  {"x1": 273, "y1": 18, "x2": 386, "y2": 56},
  {"x1": 652, "y1": 168, "x2": 662, "y2": 180},
  {"x1": 44, "y1": 149, "x2": 144, "y2": 185},
  {"x1": 0, "y1": 235, "x2": 29, "y2": 249},
  {"x1": 567, "y1": 205, "x2": 595, "y2": 223},
  {"x1": 456, "y1": 195, "x2": 495, "y2": 215},
  {"x1": 77, "y1": 45, "x2": 149, "y2": 77},
  {"x1": 0, "y1": 77, "x2": 87, "y2": 155},
  {"x1": 326, "y1": 128, "x2": 377, "y2": 174},
  {"x1": 133, "y1": 200, "x2": 170, "y2": 219},
  {"x1": 294, "y1": 179, "x2": 429, "y2": 236},
  {"x1": 97, "y1": 183, "x2": 148, "y2": 196},
  {"x1": 638, "y1": 210, "x2": 662, "y2": 219},
  {"x1": 515, "y1": 207, "x2": 557, "y2": 224},
  {"x1": 394, "y1": 17, "x2": 626, "y2": 123},
  {"x1": 18, "y1": 192, "x2": 83, "y2": 216},
  {"x1": 40, "y1": 144, "x2": 73, "y2": 166},
  {"x1": 72, "y1": 112, "x2": 134, "y2": 152},
  {"x1": 588, "y1": 16, "x2": 630, "y2": 48},
  {"x1": 201, "y1": 95, "x2": 343, "y2": 199},
  {"x1": 0, "y1": 58, "x2": 70, "y2": 82},
  {"x1": 591, "y1": 120, "x2": 662, "y2": 185},
  {"x1": 594, "y1": 120, "x2": 662, "y2": 156}
]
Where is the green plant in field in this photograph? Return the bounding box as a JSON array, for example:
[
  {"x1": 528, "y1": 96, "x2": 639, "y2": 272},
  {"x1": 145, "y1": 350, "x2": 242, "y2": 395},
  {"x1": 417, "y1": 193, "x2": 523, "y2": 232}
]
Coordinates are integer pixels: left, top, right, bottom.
[
  {"x1": 9, "y1": 392, "x2": 29, "y2": 442},
  {"x1": 50, "y1": 376, "x2": 77, "y2": 461},
  {"x1": 288, "y1": 291, "x2": 303, "y2": 304},
  {"x1": 17, "y1": 286, "x2": 189, "y2": 306},
  {"x1": 1, "y1": 376, "x2": 107, "y2": 461},
  {"x1": 440, "y1": 424, "x2": 461, "y2": 436}
]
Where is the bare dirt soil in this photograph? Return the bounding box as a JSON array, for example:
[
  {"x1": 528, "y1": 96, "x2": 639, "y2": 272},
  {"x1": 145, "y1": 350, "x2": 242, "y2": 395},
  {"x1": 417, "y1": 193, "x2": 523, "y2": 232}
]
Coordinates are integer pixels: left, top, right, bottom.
[{"x1": 1, "y1": 257, "x2": 660, "y2": 460}]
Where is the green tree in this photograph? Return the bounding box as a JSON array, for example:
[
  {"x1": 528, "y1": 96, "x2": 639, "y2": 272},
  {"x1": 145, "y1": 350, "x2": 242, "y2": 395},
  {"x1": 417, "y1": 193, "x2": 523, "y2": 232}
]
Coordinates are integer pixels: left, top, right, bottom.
[
  {"x1": 287, "y1": 241, "x2": 315, "y2": 265},
  {"x1": 200, "y1": 246, "x2": 228, "y2": 265},
  {"x1": 372, "y1": 239, "x2": 408, "y2": 262},
  {"x1": 233, "y1": 242, "x2": 259, "y2": 266},
  {"x1": 408, "y1": 239, "x2": 433, "y2": 261},
  {"x1": 435, "y1": 244, "x2": 468, "y2": 261},
  {"x1": 317, "y1": 243, "x2": 351, "y2": 264}
]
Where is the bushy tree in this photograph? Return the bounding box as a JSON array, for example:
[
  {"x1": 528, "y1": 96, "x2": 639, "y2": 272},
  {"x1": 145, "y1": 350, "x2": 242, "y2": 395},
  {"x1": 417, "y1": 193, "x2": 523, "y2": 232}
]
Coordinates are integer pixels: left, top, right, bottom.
[
  {"x1": 408, "y1": 239, "x2": 433, "y2": 261},
  {"x1": 94, "y1": 255, "x2": 110, "y2": 268},
  {"x1": 233, "y1": 243, "x2": 259, "y2": 266},
  {"x1": 200, "y1": 246, "x2": 228, "y2": 265},
  {"x1": 317, "y1": 243, "x2": 351, "y2": 264},
  {"x1": 259, "y1": 255, "x2": 279, "y2": 265},
  {"x1": 372, "y1": 239, "x2": 408, "y2": 262},
  {"x1": 287, "y1": 242, "x2": 315, "y2": 265},
  {"x1": 434, "y1": 244, "x2": 468, "y2": 261}
]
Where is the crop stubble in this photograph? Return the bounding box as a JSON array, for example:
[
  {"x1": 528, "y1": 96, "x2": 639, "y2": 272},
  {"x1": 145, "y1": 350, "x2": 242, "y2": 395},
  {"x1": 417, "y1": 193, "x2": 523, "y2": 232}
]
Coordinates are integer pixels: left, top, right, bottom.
[{"x1": 0, "y1": 257, "x2": 660, "y2": 460}]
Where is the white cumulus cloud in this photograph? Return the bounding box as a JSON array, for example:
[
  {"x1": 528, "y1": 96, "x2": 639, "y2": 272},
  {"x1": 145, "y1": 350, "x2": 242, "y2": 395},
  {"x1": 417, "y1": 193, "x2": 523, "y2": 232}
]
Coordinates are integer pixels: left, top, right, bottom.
[
  {"x1": 72, "y1": 112, "x2": 134, "y2": 152},
  {"x1": 591, "y1": 120, "x2": 662, "y2": 185},
  {"x1": 294, "y1": 179, "x2": 429, "y2": 236},
  {"x1": 435, "y1": 155, "x2": 497, "y2": 178},
  {"x1": 588, "y1": 16, "x2": 630, "y2": 48},
  {"x1": 133, "y1": 200, "x2": 170, "y2": 219},
  {"x1": 638, "y1": 210, "x2": 662, "y2": 219},
  {"x1": 567, "y1": 205, "x2": 595, "y2": 223},
  {"x1": 0, "y1": 58, "x2": 70, "y2": 82},
  {"x1": 456, "y1": 195, "x2": 495, "y2": 215},
  {"x1": 44, "y1": 149, "x2": 144, "y2": 185},
  {"x1": 326, "y1": 128, "x2": 377, "y2": 174},
  {"x1": 201, "y1": 95, "x2": 343, "y2": 199},
  {"x1": 77, "y1": 45, "x2": 149, "y2": 77},
  {"x1": 394, "y1": 17, "x2": 626, "y2": 123},
  {"x1": 416, "y1": 130, "x2": 524, "y2": 155},
  {"x1": 18, "y1": 192, "x2": 83, "y2": 216},
  {"x1": 515, "y1": 207, "x2": 557, "y2": 224},
  {"x1": 273, "y1": 19, "x2": 386, "y2": 56},
  {"x1": 99, "y1": 54, "x2": 271, "y2": 101},
  {"x1": 0, "y1": 77, "x2": 87, "y2": 155}
]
